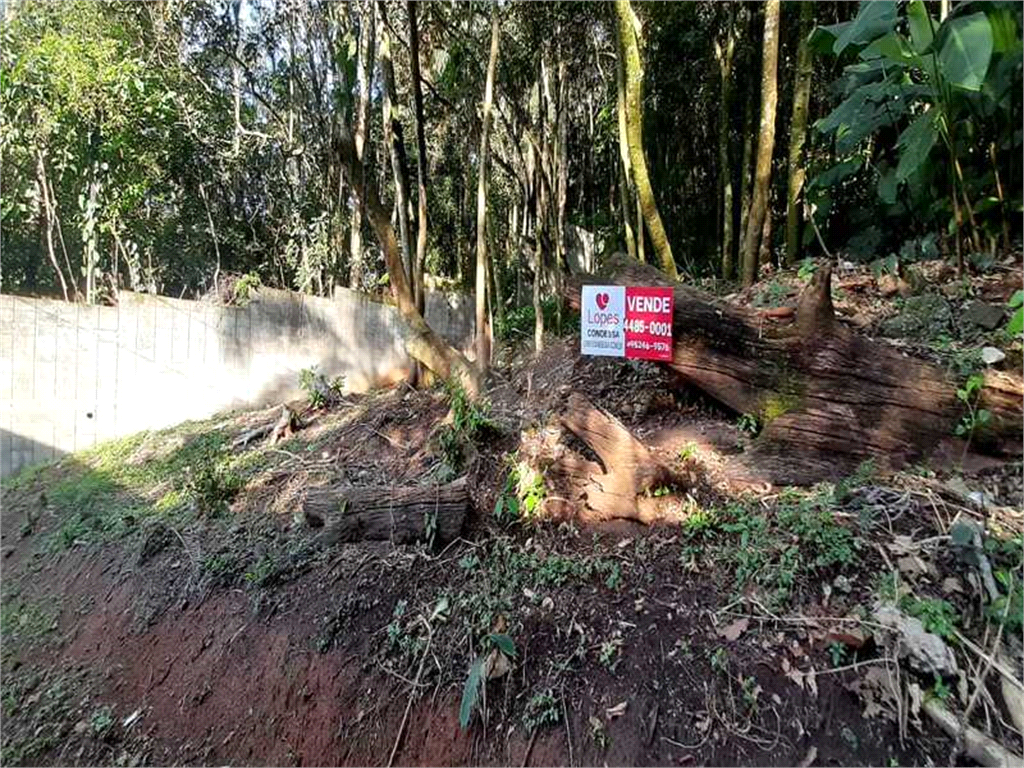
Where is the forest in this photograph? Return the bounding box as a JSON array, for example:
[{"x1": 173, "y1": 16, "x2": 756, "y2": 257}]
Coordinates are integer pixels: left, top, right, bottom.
[{"x1": 1, "y1": 2, "x2": 1024, "y2": 767}]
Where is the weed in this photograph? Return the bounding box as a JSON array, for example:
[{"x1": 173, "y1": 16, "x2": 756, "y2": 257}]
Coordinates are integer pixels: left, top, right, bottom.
[
  {"x1": 523, "y1": 689, "x2": 561, "y2": 732},
  {"x1": 589, "y1": 716, "x2": 608, "y2": 751},
  {"x1": 900, "y1": 596, "x2": 959, "y2": 640},
  {"x1": 299, "y1": 365, "x2": 344, "y2": 409},
  {"x1": 182, "y1": 455, "x2": 242, "y2": 517},
  {"x1": 231, "y1": 272, "x2": 262, "y2": 305},
  {"x1": 930, "y1": 673, "x2": 952, "y2": 702},
  {"x1": 91, "y1": 705, "x2": 114, "y2": 735},
  {"x1": 740, "y1": 675, "x2": 761, "y2": 715},
  {"x1": 459, "y1": 633, "x2": 516, "y2": 729},
  {"x1": 604, "y1": 563, "x2": 623, "y2": 590},
  {"x1": 682, "y1": 507, "x2": 717, "y2": 537},
  {"x1": 437, "y1": 381, "x2": 495, "y2": 472},
  {"x1": 678, "y1": 442, "x2": 699, "y2": 461},
  {"x1": 598, "y1": 634, "x2": 623, "y2": 671},
  {"x1": 709, "y1": 646, "x2": 729, "y2": 674},
  {"x1": 955, "y1": 373, "x2": 991, "y2": 444},
  {"x1": 828, "y1": 641, "x2": 848, "y2": 667},
  {"x1": 737, "y1": 412, "x2": 760, "y2": 436},
  {"x1": 797, "y1": 258, "x2": 818, "y2": 282}
]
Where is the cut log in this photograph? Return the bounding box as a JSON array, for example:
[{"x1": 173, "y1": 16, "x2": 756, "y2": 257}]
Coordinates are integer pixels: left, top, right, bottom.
[
  {"x1": 304, "y1": 477, "x2": 469, "y2": 546},
  {"x1": 550, "y1": 394, "x2": 676, "y2": 522},
  {"x1": 566, "y1": 255, "x2": 1023, "y2": 485}
]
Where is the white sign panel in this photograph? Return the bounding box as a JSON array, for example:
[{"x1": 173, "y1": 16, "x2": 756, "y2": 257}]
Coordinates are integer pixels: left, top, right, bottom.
[{"x1": 580, "y1": 285, "x2": 626, "y2": 357}]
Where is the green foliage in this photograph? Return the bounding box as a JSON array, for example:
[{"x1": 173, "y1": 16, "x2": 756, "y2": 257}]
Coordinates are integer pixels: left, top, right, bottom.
[
  {"x1": 736, "y1": 413, "x2": 760, "y2": 436},
  {"x1": 231, "y1": 273, "x2": 262, "y2": 306},
  {"x1": 900, "y1": 596, "x2": 959, "y2": 640},
  {"x1": 299, "y1": 366, "x2": 344, "y2": 409},
  {"x1": 1006, "y1": 290, "x2": 1023, "y2": 337},
  {"x1": 797, "y1": 258, "x2": 818, "y2": 282},
  {"x1": 459, "y1": 633, "x2": 517, "y2": 730},
  {"x1": 523, "y1": 690, "x2": 561, "y2": 732},
  {"x1": 828, "y1": 641, "x2": 849, "y2": 667},
  {"x1": 182, "y1": 451, "x2": 242, "y2": 517},
  {"x1": 495, "y1": 298, "x2": 577, "y2": 343},
  {"x1": 810, "y1": 0, "x2": 1022, "y2": 262},
  {"x1": 437, "y1": 382, "x2": 495, "y2": 473},
  {"x1": 955, "y1": 373, "x2": 992, "y2": 440},
  {"x1": 494, "y1": 460, "x2": 548, "y2": 524}
]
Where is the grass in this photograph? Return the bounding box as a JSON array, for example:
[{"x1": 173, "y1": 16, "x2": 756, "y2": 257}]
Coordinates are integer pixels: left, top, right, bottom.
[{"x1": 680, "y1": 486, "x2": 860, "y2": 609}]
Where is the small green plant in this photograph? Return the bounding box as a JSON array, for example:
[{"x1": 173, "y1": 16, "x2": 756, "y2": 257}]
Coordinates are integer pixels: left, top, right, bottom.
[
  {"x1": 299, "y1": 366, "x2": 344, "y2": 409},
  {"x1": 598, "y1": 634, "x2": 623, "y2": 671},
  {"x1": 901, "y1": 596, "x2": 959, "y2": 640},
  {"x1": 459, "y1": 633, "x2": 516, "y2": 729},
  {"x1": 930, "y1": 673, "x2": 952, "y2": 702},
  {"x1": 737, "y1": 412, "x2": 760, "y2": 436},
  {"x1": 828, "y1": 641, "x2": 848, "y2": 667},
  {"x1": 438, "y1": 381, "x2": 495, "y2": 472},
  {"x1": 589, "y1": 716, "x2": 608, "y2": 751},
  {"x1": 494, "y1": 460, "x2": 547, "y2": 524},
  {"x1": 90, "y1": 705, "x2": 114, "y2": 735},
  {"x1": 183, "y1": 454, "x2": 242, "y2": 517},
  {"x1": 678, "y1": 442, "x2": 698, "y2": 461},
  {"x1": 955, "y1": 373, "x2": 991, "y2": 444},
  {"x1": 1006, "y1": 290, "x2": 1023, "y2": 337},
  {"x1": 231, "y1": 272, "x2": 262, "y2": 305},
  {"x1": 797, "y1": 258, "x2": 818, "y2": 282},
  {"x1": 523, "y1": 689, "x2": 561, "y2": 732},
  {"x1": 740, "y1": 675, "x2": 761, "y2": 715}
]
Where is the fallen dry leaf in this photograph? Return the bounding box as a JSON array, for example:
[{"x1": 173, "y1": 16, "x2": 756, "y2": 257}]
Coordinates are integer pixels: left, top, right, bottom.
[{"x1": 717, "y1": 617, "x2": 750, "y2": 642}]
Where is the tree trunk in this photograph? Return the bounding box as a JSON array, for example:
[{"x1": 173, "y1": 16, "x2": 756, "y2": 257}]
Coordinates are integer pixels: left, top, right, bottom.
[
  {"x1": 613, "y1": 0, "x2": 677, "y2": 280},
  {"x1": 408, "y1": 0, "x2": 429, "y2": 317},
  {"x1": 784, "y1": 1, "x2": 814, "y2": 266},
  {"x1": 335, "y1": 130, "x2": 481, "y2": 397},
  {"x1": 614, "y1": 20, "x2": 639, "y2": 262},
  {"x1": 305, "y1": 477, "x2": 469, "y2": 546},
  {"x1": 36, "y1": 152, "x2": 69, "y2": 302},
  {"x1": 566, "y1": 256, "x2": 1022, "y2": 485},
  {"x1": 475, "y1": 9, "x2": 500, "y2": 371},
  {"x1": 716, "y1": 6, "x2": 737, "y2": 279},
  {"x1": 379, "y1": 1, "x2": 414, "y2": 285},
  {"x1": 349, "y1": 0, "x2": 376, "y2": 290},
  {"x1": 741, "y1": 0, "x2": 780, "y2": 287}
]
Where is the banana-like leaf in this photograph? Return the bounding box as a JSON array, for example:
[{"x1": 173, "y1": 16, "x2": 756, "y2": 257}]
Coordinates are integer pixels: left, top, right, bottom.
[
  {"x1": 488, "y1": 633, "x2": 517, "y2": 658},
  {"x1": 860, "y1": 32, "x2": 915, "y2": 65},
  {"x1": 906, "y1": 0, "x2": 936, "y2": 54},
  {"x1": 459, "y1": 656, "x2": 485, "y2": 729},
  {"x1": 896, "y1": 110, "x2": 939, "y2": 182},
  {"x1": 937, "y1": 12, "x2": 994, "y2": 91},
  {"x1": 833, "y1": 1, "x2": 898, "y2": 54}
]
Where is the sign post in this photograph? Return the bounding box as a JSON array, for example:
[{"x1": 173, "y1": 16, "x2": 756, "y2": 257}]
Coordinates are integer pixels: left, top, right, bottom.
[{"x1": 581, "y1": 285, "x2": 673, "y2": 362}]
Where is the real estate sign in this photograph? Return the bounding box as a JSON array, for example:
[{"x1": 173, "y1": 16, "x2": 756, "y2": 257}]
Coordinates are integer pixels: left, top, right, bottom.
[{"x1": 580, "y1": 285, "x2": 673, "y2": 362}]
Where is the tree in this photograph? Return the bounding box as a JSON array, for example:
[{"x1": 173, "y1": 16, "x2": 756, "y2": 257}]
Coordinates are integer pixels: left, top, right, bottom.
[
  {"x1": 407, "y1": 1, "x2": 428, "y2": 316},
  {"x1": 715, "y1": 5, "x2": 737, "y2": 279},
  {"x1": 741, "y1": 0, "x2": 780, "y2": 287},
  {"x1": 475, "y1": 8, "x2": 501, "y2": 371},
  {"x1": 349, "y1": 0, "x2": 376, "y2": 290},
  {"x1": 784, "y1": 1, "x2": 814, "y2": 266},
  {"x1": 613, "y1": 0, "x2": 677, "y2": 280}
]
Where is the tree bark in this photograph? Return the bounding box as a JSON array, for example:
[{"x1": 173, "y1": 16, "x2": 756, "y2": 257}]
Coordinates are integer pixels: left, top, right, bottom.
[
  {"x1": 613, "y1": 19, "x2": 639, "y2": 262},
  {"x1": 378, "y1": 1, "x2": 414, "y2": 286},
  {"x1": 36, "y1": 152, "x2": 70, "y2": 302},
  {"x1": 335, "y1": 128, "x2": 481, "y2": 396},
  {"x1": 613, "y1": 0, "x2": 677, "y2": 280},
  {"x1": 741, "y1": 0, "x2": 780, "y2": 287},
  {"x1": 716, "y1": 6, "x2": 737, "y2": 280},
  {"x1": 408, "y1": 0, "x2": 429, "y2": 317},
  {"x1": 785, "y1": 1, "x2": 814, "y2": 266},
  {"x1": 349, "y1": 0, "x2": 376, "y2": 290},
  {"x1": 566, "y1": 255, "x2": 1023, "y2": 485},
  {"x1": 305, "y1": 477, "x2": 469, "y2": 546},
  {"x1": 475, "y1": 9, "x2": 500, "y2": 371}
]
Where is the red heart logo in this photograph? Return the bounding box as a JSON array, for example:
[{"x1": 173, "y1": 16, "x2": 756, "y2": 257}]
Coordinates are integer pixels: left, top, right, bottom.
[{"x1": 596, "y1": 292, "x2": 609, "y2": 310}]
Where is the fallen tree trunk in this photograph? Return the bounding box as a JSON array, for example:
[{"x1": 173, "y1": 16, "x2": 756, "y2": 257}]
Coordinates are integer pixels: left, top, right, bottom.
[
  {"x1": 304, "y1": 477, "x2": 469, "y2": 546},
  {"x1": 566, "y1": 256, "x2": 1022, "y2": 485}
]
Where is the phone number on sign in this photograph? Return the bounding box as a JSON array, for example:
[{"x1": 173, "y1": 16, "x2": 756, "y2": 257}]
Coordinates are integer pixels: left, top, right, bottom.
[
  {"x1": 624, "y1": 319, "x2": 671, "y2": 336},
  {"x1": 626, "y1": 340, "x2": 671, "y2": 352}
]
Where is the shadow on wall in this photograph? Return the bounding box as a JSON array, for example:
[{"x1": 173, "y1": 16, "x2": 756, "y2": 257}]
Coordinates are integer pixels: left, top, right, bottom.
[{"x1": 1, "y1": 429, "x2": 69, "y2": 481}]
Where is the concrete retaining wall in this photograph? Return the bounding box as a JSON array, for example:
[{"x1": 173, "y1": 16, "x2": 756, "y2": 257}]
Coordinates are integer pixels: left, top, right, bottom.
[{"x1": 0, "y1": 287, "x2": 473, "y2": 478}]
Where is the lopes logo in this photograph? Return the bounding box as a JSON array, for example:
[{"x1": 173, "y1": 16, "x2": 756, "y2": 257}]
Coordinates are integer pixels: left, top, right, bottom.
[{"x1": 595, "y1": 292, "x2": 610, "y2": 310}]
